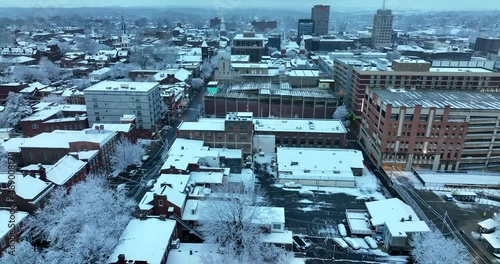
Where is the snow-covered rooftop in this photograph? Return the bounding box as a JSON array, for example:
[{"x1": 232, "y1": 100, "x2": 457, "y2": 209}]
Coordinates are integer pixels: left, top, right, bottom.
[
  {"x1": 154, "y1": 174, "x2": 191, "y2": 193},
  {"x1": 22, "y1": 109, "x2": 60, "y2": 121},
  {"x1": 0, "y1": 173, "x2": 53, "y2": 200},
  {"x1": 254, "y1": 118, "x2": 346, "y2": 134},
  {"x1": 261, "y1": 230, "x2": 293, "y2": 245},
  {"x1": 152, "y1": 68, "x2": 192, "y2": 82},
  {"x1": 45, "y1": 155, "x2": 86, "y2": 185},
  {"x1": 386, "y1": 220, "x2": 430, "y2": 237},
  {"x1": 166, "y1": 243, "x2": 220, "y2": 264},
  {"x1": 141, "y1": 185, "x2": 187, "y2": 210},
  {"x1": 0, "y1": 210, "x2": 28, "y2": 238},
  {"x1": 277, "y1": 147, "x2": 363, "y2": 181},
  {"x1": 366, "y1": 198, "x2": 420, "y2": 227},
  {"x1": 91, "y1": 123, "x2": 132, "y2": 133},
  {"x1": 2, "y1": 138, "x2": 28, "y2": 153},
  {"x1": 108, "y1": 218, "x2": 177, "y2": 264},
  {"x1": 85, "y1": 81, "x2": 159, "y2": 93},
  {"x1": 178, "y1": 118, "x2": 225, "y2": 131},
  {"x1": 189, "y1": 171, "x2": 224, "y2": 185},
  {"x1": 69, "y1": 149, "x2": 99, "y2": 160},
  {"x1": 482, "y1": 230, "x2": 500, "y2": 249},
  {"x1": 416, "y1": 170, "x2": 500, "y2": 188},
  {"x1": 21, "y1": 129, "x2": 116, "y2": 149}
]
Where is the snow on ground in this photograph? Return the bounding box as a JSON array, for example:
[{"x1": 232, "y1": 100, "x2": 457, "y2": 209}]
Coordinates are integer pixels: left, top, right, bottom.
[
  {"x1": 290, "y1": 258, "x2": 306, "y2": 264},
  {"x1": 317, "y1": 225, "x2": 338, "y2": 237},
  {"x1": 137, "y1": 139, "x2": 155, "y2": 147},
  {"x1": 433, "y1": 190, "x2": 500, "y2": 208},
  {"x1": 254, "y1": 152, "x2": 275, "y2": 165},
  {"x1": 298, "y1": 205, "x2": 323, "y2": 212},
  {"x1": 478, "y1": 198, "x2": 500, "y2": 207}
]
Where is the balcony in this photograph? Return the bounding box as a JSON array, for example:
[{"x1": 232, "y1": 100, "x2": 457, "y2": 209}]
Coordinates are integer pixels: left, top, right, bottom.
[
  {"x1": 465, "y1": 133, "x2": 494, "y2": 139},
  {"x1": 467, "y1": 126, "x2": 496, "y2": 131},
  {"x1": 462, "y1": 148, "x2": 490, "y2": 154},
  {"x1": 464, "y1": 141, "x2": 491, "y2": 148}
]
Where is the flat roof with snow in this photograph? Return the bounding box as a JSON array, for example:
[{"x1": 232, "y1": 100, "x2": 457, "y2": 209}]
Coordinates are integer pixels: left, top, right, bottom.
[
  {"x1": 85, "y1": 81, "x2": 159, "y2": 92},
  {"x1": 254, "y1": 118, "x2": 346, "y2": 134},
  {"x1": 108, "y1": 218, "x2": 177, "y2": 264},
  {"x1": 166, "y1": 243, "x2": 220, "y2": 264},
  {"x1": 154, "y1": 174, "x2": 191, "y2": 193},
  {"x1": 0, "y1": 173, "x2": 53, "y2": 200},
  {"x1": 483, "y1": 231, "x2": 500, "y2": 249},
  {"x1": 366, "y1": 198, "x2": 420, "y2": 227},
  {"x1": 20, "y1": 129, "x2": 116, "y2": 149},
  {"x1": 178, "y1": 118, "x2": 225, "y2": 131},
  {"x1": 277, "y1": 147, "x2": 363, "y2": 181},
  {"x1": 92, "y1": 123, "x2": 132, "y2": 133},
  {"x1": 415, "y1": 170, "x2": 500, "y2": 188}
]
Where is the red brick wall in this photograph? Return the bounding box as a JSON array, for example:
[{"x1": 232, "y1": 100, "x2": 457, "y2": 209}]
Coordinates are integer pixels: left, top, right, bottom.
[{"x1": 22, "y1": 118, "x2": 89, "y2": 137}]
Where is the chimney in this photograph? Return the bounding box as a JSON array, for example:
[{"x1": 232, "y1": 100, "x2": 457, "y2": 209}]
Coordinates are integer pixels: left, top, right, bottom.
[
  {"x1": 400, "y1": 217, "x2": 405, "y2": 222},
  {"x1": 117, "y1": 254, "x2": 126, "y2": 264},
  {"x1": 38, "y1": 164, "x2": 47, "y2": 181},
  {"x1": 408, "y1": 215, "x2": 413, "y2": 221},
  {"x1": 190, "y1": 249, "x2": 193, "y2": 255},
  {"x1": 99, "y1": 124, "x2": 104, "y2": 131}
]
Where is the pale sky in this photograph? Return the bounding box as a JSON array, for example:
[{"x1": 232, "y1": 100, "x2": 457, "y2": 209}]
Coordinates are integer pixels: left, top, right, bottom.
[{"x1": 2, "y1": 0, "x2": 499, "y2": 11}]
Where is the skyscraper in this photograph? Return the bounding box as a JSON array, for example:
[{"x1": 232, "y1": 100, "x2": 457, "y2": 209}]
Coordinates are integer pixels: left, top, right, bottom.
[
  {"x1": 371, "y1": 1, "x2": 394, "y2": 48},
  {"x1": 297, "y1": 19, "x2": 314, "y2": 43},
  {"x1": 311, "y1": 5, "x2": 330, "y2": 36}
]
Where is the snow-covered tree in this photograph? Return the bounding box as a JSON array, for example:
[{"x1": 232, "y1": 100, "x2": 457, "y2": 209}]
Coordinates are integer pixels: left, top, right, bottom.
[
  {"x1": 286, "y1": 50, "x2": 297, "y2": 59},
  {"x1": 130, "y1": 45, "x2": 177, "y2": 70},
  {"x1": 0, "y1": 92, "x2": 33, "y2": 128},
  {"x1": 410, "y1": 231, "x2": 470, "y2": 264},
  {"x1": 39, "y1": 58, "x2": 61, "y2": 82},
  {"x1": 0, "y1": 28, "x2": 14, "y2": 47},
  {"x1": 40, "y1": 94, "x2": 66, "y2": 105},
  {"x1": 199, "y1": 184, "x2": 291, "y2": 264},
  {"x1": 55, "y1": 41, "x2": 74, "y2": 55},
  {"x1": 200, "y1": 60, "x2": 214, "y2": 80},
  {"x1": 75, "y1": 37, "x2": 109, "y2": 55},
  {"x1": 16, "y1": 175, "x2": 136, "y2": 264},
  {"x1": 108, "y1": 63, "x2": 141, "y2": 80},
  {"x1": 190, "y1": 77, "x2": 204, "y2": 92},
  {"x1": 0, "y1": 240, "x2": 43, "y2": 264},
  {"x1": 111, "y1": 137, "x2": 146, "y2": 174},
  {"x1": 71, "y1": 78, "x2": 91, "y2": 90},
  {"x1": 0, "y1": 145, "x2": 8, "y2": 172},
  {"x1": 10, "y1": 65, "x2": 49, "y2": 84},
  {"x1": 333, "y1": 105, "x2": 348, "y2": 120}
]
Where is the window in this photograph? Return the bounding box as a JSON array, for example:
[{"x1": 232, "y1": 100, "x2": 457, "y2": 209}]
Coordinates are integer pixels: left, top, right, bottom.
[
  {"x1": 404, "y1": 114, "x2": 413, "y2": 121},
  {"x1": 272, "y1": 224, "x2": 282, "y2": 230},
  {"x1": 292, "y1": 137, "x2": 297, "y2": 145},
  {"x1": 390, "y1": 114, "x2": 399, "y2": 121},
  {"x1": 227, "y1": 133, "x2": 234, "y2": 140},
  {"x1": 158, "y1": 200, "x2": 163, "y2": 207},
  {"x1": 300, "y1": 137, "x2": 306, "y2": 145},
  {"x1": 326, "y1": 137, "x2": 332, "y2": 146},
  {"x1": 283, "y1": 136, "x2": 289, "y2": 145},
  {"x1": 240, "y1": 133, "x2": 247, "y2": 140},
  {"x1": 309, "y1": 137, "x2": 314, "y2": 146},
  {"x1": 420, "y1": 114, "x2": 428, "y2": 121},
  {"x1": 275, "y1": 136, "x2": 280, "y2": 145},
  {"x1": 32, "y1": 124, "x2": 39, "y2": 129},
  {"x1": 317, "y1": 137, "x2": 323, "y2": 145},
  {"x1": 240, "y1": 123, "x2": 248, "y2": 130}
]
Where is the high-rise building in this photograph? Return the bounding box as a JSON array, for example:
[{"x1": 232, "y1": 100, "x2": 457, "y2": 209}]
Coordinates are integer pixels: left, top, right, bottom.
[
  {"x1": 311, "y1": 5, "x2": 330, "y2": 36},
  {"x1": 371, "y1": 2, "x2": 393, "y2": 49},
  {"x1": 297, "y1": 19, "x2": 314, "y2": 43}
]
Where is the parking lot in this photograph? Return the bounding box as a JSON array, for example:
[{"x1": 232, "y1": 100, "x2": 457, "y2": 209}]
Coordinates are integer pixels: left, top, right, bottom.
[{"x1": 259, "y1": 179, "x2": 410, "y2": 263}]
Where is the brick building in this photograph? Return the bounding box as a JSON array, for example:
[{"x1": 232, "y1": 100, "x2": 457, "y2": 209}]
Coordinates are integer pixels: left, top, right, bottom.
[
  {"x1": 0, "y1": 211, "x2": 28, "y2": 257},
  {"x1": 18, "y1": 128, "x2": 117, "y2": 173},
  {"x1": 361, "y1": 88, "x2": 500, "y2": 172},
  {"x1": 178, "y1": 112, "x2": 254, "y2": 155},
  {"x1": 21, "y1": 108, "x2": 89, "y2": 137},
  {"x1": 349, "y1": 58, "x2": 500, "y2": 118},
  {"x1": 0, "y1": 173, "x2": 54, "y2": 214},
  {"x1": 178, "y1": 112, "x2": 347, "y2": 155}
]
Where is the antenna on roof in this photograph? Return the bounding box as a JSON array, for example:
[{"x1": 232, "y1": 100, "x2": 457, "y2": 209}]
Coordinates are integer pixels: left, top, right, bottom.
[{"x1": 382, "y1": 0, "x2": 386, "y2": 9}]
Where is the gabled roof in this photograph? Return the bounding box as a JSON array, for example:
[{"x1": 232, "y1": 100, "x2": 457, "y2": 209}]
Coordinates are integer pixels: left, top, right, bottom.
[
  {"x1": 0, "y1": 173, "x2": 53, "y2": 200},
  {"x1": 45, "y1": 155, "x2": 86, "y2": 185}
]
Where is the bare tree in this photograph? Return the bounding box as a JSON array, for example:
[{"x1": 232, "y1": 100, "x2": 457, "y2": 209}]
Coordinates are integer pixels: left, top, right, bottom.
[
  {"x1": 410, "y1": 231, "x2": 470, "y2": 264},
  {"x1": 39, "y1": 58, "x2": 61, "y2": 82},
  {"x1": 130, "y1": 45, "x2": 177, "y2": 70},
  {"x1": 129, "y1": 46, "x2": 154, "y2": 70},
  {"x1": 0, "y1": 145, "x2": 7, "y2": 172},
  {"x1": 8, "y1": 175, "x2": 136, "y2": 264},
  {"x1": 111, "y1": 137, "x2": 146, "y2": 175},
  {"x1": 200, "y1": 60, "x2": 214, "y2": 80},
  {"x1": 0, "y1": 28, "x2": 14, "y2": 47},
  {"x1": 199, "y1": 184, "x2": 291, "y2": 264},
  {"x1": 0, "y1": 92, "x2": 33, "y2": 128}
]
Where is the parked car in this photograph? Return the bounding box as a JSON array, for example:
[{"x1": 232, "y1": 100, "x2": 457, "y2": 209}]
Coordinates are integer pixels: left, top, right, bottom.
[
  {"x1": 338, "y1": 223, "x2": 347, "y2": 237},
  {"x1": 146, "y1": 179, "x2": 155, "y2": 188},
  {"x1": 129, "y1": 169, "x2": 138, "y2": 176},
  {"x1": 141, "y1": 155, "x2": 150, "y2": 162},
  {"x1": 333, "y1": 237, "x2": 349, "y2": 250},
  {"x1": 343, "y1": 237, "x2": 360, "y2": 250},
  {"x1": 364, "y1": 236, "x2": 378, "y2": 249}
]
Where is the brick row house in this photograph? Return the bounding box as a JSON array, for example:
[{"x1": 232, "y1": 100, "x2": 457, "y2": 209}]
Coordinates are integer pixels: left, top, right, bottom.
[
  {"x1": 20, "y1": 105, "x2": 89, "y2": 137},
  {"x1": 11, "y1": 128, "x2": 117, "y2": 175}
]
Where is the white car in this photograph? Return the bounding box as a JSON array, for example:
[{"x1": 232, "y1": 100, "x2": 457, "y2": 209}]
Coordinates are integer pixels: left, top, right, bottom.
[
  {"x1": 343, "y1": 237, "x2": 360, "y2": 250},
  {"x1": 141, "y1": 155, "x2": 150, "y2": 162},
  {"x1": 338, "y1": 223, "x2": 347, "y2": 237},
  {"x1": 129, "y1": 169, "x2": 138, "y2": 176},
  {"x1": 333, "y1": 237, "x2": 349, "y2": 250},
  {"x1": 146, "y1": 179, "x2": 155, "y2": 188},
  {"x1": 364, "y1": 236, "x2": 378, "y2": 249}
]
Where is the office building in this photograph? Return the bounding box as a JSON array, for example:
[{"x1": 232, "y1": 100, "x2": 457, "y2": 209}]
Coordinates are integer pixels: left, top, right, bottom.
[
  {"x1": 84, "y1": 81, "x2": 162, "y2": 131},
  {"x1": 371, "y1": 7, "x2": 393, "y2": 48},
  {"x1": 231, "y1": 29, "x2": 267, "y2": 62},
  {"x1": 361, "y1": 88, "x2": 500, "y2": 172},
  {"x1": 475, "y1": 37, "x2": 500, "y2": 56},
  {"x1": 311, "y1": 5, "x2": 330, "y2": 35},
  {"x1": 348, "y1": 58, "x2": 500, "y2": 118},
  {"x1": 297, "y1": 19, "x2": 314, "y2": 42}
]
